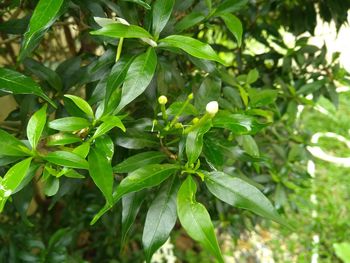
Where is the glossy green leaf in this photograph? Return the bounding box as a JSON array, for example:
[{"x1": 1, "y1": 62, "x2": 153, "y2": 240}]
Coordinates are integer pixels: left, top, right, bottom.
[
  {"x1": 121, "y1": 191, "x2": 146, "y2": 247},
  {"x1": 159, "y1": 35, "x2": 226, "y2": 65},
  {"x1": 64, "y1": 95, "x2": 94, "y2": 119},
  {"x1": 143, "y1": 177, "x2": 179, "y2": 263},
  {"x1": 205, "y1": 171, "x2": 286, "y2": 226},
  {"x1": 88, "y1": 147, "x2": 114, "y2": 204},
  {"x1": 19, "y1": 0, "x2": 65, "y2": 61},
  {"x1": 220, "y1": 13, "x2": 243, "y2": 47},
  {"x1": 104, "y1": 56, "x2": 135, "y2": 115},
  {"x1": 194, "y1": 77, "x2": 221, "y2": 112},
  {"x1": 94, "y1": 135, "x2": 114, "y2": 162},
  {"x1": 113, "y1": 151, "x2": 167, "y2": 173},
  {"x1": 91, "y1": 164, "x2": 179, "y2": 224},
  {"x1": 177, "y1": 176, "x2": 224, "y2": 263},
  {"x1": 46, "y1": 133, "x2": 82, "y2": 146},
  {"x1": 213, "y1": 0, "x2": 248, "y2": 16},
  {"x1": 26, "y1": 104, "x2": 47, "y2": 150},
  {"x1": 92, "y1": 116, "x2": 125, "y2": 140},
  {"x1": 152, "y1": 0, "x2": 175, "y2": 39},
  {"x1": 23, "y1": 58, "x2": 63, "y2": 91},
  {"x1": 213, "y1": 111, "x2": 267, "y2": 135},
  {"x1": 0, "y1": 157, "x2": 32, "y2": 212},
  {"x1": 0, "y1": 67, "x2": 55, "y2": 107},
  {"x1": 175, "y1": 12, "x2": 206, "y2": 32},
  {"x1": 90, "y1": 23, "x2": 154, "y2": 40},
  {"x1": 0, "y1": 129, "x2": 31, "y2": 157},
  {"x1": 115, "y1": 48, "x2": 157, "y2": 113},
  {"x1": 186, "y1": 120, "x2": 212, "y2": 164},
  {"x1": 48, "y1": 117, "x2": 90, "y2": 132},
  {"x1": 44, "y1": 151, "x2": 89, "y2": 169}
]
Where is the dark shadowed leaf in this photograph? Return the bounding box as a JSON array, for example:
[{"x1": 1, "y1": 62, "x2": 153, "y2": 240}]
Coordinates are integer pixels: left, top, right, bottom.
[{"x1": 152, "y1": 0, "x2": 175, "y2": 39}]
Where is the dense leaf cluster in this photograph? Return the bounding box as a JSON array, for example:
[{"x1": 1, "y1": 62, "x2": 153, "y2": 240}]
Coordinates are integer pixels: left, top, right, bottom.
[{"x1": 0, "y1": 0, "x2": 349, "y2": 261}]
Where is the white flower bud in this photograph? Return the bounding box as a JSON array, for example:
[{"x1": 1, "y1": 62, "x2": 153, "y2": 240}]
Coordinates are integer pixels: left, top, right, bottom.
[
  {"x1": 158, "y1": 95, "x2": 168, "y2": 105},
  {"x1": 206, "y1": 101, "x2": 219, "y2": 116}
]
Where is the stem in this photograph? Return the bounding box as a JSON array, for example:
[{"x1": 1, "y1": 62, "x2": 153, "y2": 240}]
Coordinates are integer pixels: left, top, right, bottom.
[
  {"x1": 183, "y1": 113, "x2": 211, "y2": 134},
  {"x1": 169, "y1": 94, "x2": 193, "y2": 128},
  {"x1": 160, "y1": 104, "x2": 168, "y2": 121},
  {"x1": 116, "y1": 38, "x2": 124, "y2": 62}
]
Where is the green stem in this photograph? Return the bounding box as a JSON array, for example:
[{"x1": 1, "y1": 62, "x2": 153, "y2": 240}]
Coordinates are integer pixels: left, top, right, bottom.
[
  {"x1": 169, "y1": 94, "x2": 193, "y2": 128},
  {"x1": 183, "y1": 113, "x2": 211, "y2": 134},
  {"x1": 116, "y1": 38, "x2": 124, "y2": 62},
  {"x1": 161, "y1": 104, "x2": 168, "y2": 121}
]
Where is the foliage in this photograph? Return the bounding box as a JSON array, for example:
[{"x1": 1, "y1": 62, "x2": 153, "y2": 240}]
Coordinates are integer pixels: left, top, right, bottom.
[{"x1": 0, "y1": 0, "x2": 349, "y2": 261}]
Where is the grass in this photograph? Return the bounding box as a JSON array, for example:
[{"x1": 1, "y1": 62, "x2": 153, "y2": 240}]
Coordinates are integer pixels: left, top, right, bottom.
[{"x1": 269, "y1": 91, "x2": 350, "y2": 262}]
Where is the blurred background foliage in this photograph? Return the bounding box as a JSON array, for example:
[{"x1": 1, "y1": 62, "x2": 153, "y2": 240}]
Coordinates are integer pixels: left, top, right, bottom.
[{"x1": 1, "y1": 0, "x2": 350, "y2": 262}]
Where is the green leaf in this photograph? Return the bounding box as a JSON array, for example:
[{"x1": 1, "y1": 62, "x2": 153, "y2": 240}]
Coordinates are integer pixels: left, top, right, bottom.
[
  {"x1": 0, "y1": 129, "x2": 30, "y2": 157},
  {"x1": 213, "y1": 111, "x2": 267, "y2": 135},
  {"x1": 177, "y1": 176, "x2": 224, "y2": 263},
  {"x1": 122, "y1": 0, "x2": 151, "y2": 9},
  {"x1": 194, "y1": 77, "x2": 221, "y2": 113},
  {"x1": 0, "y1": 157, "x2": 32, "y2": 212},
  {"x1": 23, "y1": 58, "x2": 63, "y2": 91},
  {"x1": 152, "y1": 0, "x2": 175, "y2": 39},
  {"x1": 72, "y1": 142, "x2": 91, "y2": 159},
  {"x1": 48, "y1": 117, "x2": 90, "y2": 132},
  {"x1": 115, "y1": 48, "x2": 157, "y2": 113},
  {"x1": 64, "y1": 95, "x2": 94, "y2": 119},
  {"x1": 44, "y1": 151, "x2": 89, "y2": 169},
  {"x1": 186, "y1": 120, "x2": 212, "y2": 164},
  {"x1": 104, "y1": 56, "x2": 135, "y2": 115},
  {"x1": 26, "y1": 104, "x2": 47, "y2": 150},
  {"x1": 297, "y1": 79, "x2": 327, "y2": 95},
  {"x1": 43, "y1": 177, "x2": 60, "y2": 196},
  {"x1": 159, "y1": 35, "x2": 226, "y2": 65},
  {"x1": 92, "y1": 116, "x2": 125, "y2": 140},
  {"x1": 113, "y1": 151, "x2": 167, "y2": 173},
  {"x1": 174, "y1": 12, "x2": 206, "y2": 32},
  {"x1": 88, "y1": 147, "x2": 114, "y2": 204},
  {"x1": 46, "y1": 133, "x2": 82, "y2": 146},
  {"x1": 121, "y1": 191, "x2": 146, "y2": 247},
  {"x1": 142, "y1": 177, "x2": 179, "y2": 263},
  {"x1": 205, "y1": 171, "x2": 286, "y2": 226},
  {"x1": 90, "y1": 164, "x2": 179, "y2": 224},
  {"x1": 248, "y1": 89, "x2": 278, "y2": 107},
  {"x1": 213, "y1": 0, "x2": 248, "y2": 16},
  {"x1": 19, "y1": 0, "x2": 65, "y2": 61},
  {"x1": 94, "y1": 135, "x2": 114, "y2": 162},
  {"x1": 246, "y1": 68, "x2": 259, "y2": 84},
  {"x1": 239, "y1": 135, "x2": 259, "y2": 157},
  {"x1": 334, "y1": 242, "x2": 350, "y2": 263},
  {"x1": 0, "y1": 67, "x2": 56, "y2": 107},
  {"x1": 90, "y1": 23, "x2": 154, "y2": 40},
  {"x1": 220, "y1": 13, "x2": 243, "y2": 47}
]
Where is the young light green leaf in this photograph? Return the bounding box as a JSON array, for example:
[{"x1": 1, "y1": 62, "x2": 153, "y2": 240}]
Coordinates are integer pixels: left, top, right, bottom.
[
  {"x1": 44, "y1": 151, "x2": 89, "y2": 169},
  {"x1": 0, "y1": 157, "x2": 32, "y2": 212},
  {"x1": 113, "y1": 151, "x2": 167, "y2": 173},
  {"x1": 0, "y1": 129, "x2": 31, "y2": 157},
  {"x1": 121, "y1": 191, "x2": 146, "y2": 247},
  {"x1": 90, "y1": 164, "x2": 179, "y2": 225},
  {"x1": 48, "y1": 117, "x2": 90, "y2": 132},
  {"x1": 46, "y1": 133, "x2": 82, "y2": 146},
  {"x1": 186, "y1": 120, "x2": 212, "y2": 164},
  {"x1": 115, "y1": 48, "x2": 157, "y2": 113},
  {"x1": 159, "y1": 35, "x2": 226, "y2": 65},
  {"x1": 92, "y1": 116, "x2": 125, "y2": 140},
  {"x1": 90, "y1": 23, "x2": 153, "y2": 40},
  {"x1": 19, "y1": 0, "x2": 65, "y2": 61},
  {"x1": 88, "y1": 147, "x2": 114, "y2": 204},
  {"x1": 177, "y1": 176, "x2": 224, "y2": 263},
  {"x1": 205, "y1": 171, "x2": 287, "y2": 226},
  {"x1": 64, "y1": 95, "x2": 94, "y2": 119},
  {"x1": 27, "y1": 104, "x2": 47, "y2": 150},
  {"x1": 220, "y1": 13, "x2": 243, "y2": 47},
  {"x1": 246, "y1": 68, "x2": 259, "y2": 84},
  {"x1": 143, "y1": 177, "x2": 179, "y2": 263},
  {"x1": 152, "y1": 0, "x2": 175, "y2": 39},
  {"x1": 0, "y1": 67, "x2": 56, "y2": 107}
]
